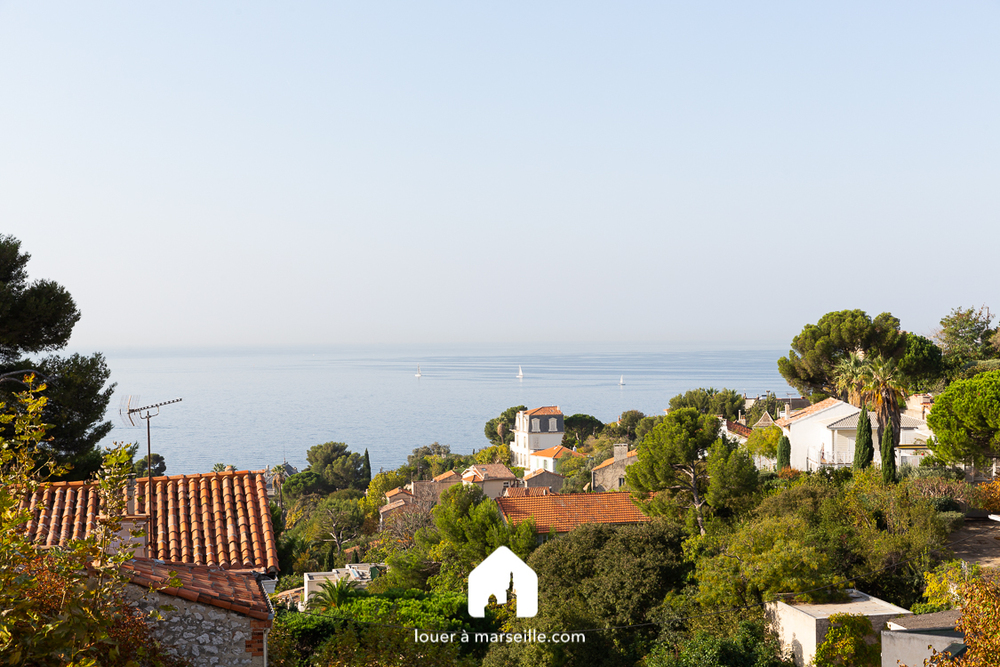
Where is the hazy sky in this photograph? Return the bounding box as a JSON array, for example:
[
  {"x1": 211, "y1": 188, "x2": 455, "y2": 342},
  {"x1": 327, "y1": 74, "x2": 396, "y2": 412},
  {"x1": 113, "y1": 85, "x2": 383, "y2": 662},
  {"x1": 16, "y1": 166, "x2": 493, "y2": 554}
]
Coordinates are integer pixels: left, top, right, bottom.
[{"x1": 2, "y1": 2, "x2": 997, "y2": 350}]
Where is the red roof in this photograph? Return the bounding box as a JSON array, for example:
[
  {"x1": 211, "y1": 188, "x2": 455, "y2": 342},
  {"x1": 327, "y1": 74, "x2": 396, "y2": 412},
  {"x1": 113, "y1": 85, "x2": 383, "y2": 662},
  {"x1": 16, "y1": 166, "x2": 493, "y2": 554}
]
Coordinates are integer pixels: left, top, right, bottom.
[
  {"x1": 775, "y1": 397, "x2": 843, "y2": 428},
  {"x1": 433, "y1": 470, "x2": 461, "y2": 482},
  {"x1": 496, "y1": 492, "x2": 651, "y2": 533},
  {"x1": 525, "y1": 406, "x2": 562, "y2": 416},
  {"x1": 463, "y1": 464, "x2": 517, "y2": 482},
  {"x1": 122, "y1": 558, "x2": 272, "y2": 621},
  {"x1": 532, "y1": 445, "x2": 583, "y2": 460},
  {"x1": 726, "y1": 420, "x2": 753, "y2": 438},
  {"x1": 503, "y1": 486, "x2": 554, "y2": 498},
  {"x1": 591, "y1": 449, "x2": 637, "y2": 471},
  {"x1": 19, "y1": 470, "x2": 278, "y2": 572},
  {"x1": 523, "y1": 469, "x2": 565, "y2": 481},
  {"x1": 385, "y1": 487, "x2": 414, "y2": 499}
]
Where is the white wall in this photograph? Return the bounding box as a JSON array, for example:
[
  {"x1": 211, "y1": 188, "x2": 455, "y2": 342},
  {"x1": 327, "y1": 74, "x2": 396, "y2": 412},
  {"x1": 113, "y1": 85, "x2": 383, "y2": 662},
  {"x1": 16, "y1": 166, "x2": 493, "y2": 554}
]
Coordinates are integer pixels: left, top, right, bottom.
[{"x1": 783, "y1": 402, "x2": 857, "y2": 471}]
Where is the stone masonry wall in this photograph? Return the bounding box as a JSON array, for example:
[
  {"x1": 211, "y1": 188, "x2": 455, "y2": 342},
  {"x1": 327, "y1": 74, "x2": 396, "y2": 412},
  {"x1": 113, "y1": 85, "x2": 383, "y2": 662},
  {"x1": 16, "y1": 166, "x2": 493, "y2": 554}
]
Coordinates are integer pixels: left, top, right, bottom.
[{"x1": 125, "y1": 584, "x2": 268, "y2": 667}]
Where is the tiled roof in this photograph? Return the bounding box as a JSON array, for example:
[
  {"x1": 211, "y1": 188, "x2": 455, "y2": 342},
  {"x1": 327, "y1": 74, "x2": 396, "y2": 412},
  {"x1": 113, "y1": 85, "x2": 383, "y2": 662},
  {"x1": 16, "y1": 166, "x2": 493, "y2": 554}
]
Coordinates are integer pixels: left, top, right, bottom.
[
  {"x1": 433, "y1": 470, "x2": 461, "y2": 482},
  {"x1": 525, "y1": 406, "x2": 562, "y2": 416},
  {"x1": 775, "y1": 397, "x2": 844, "y2": 427},
  {"x1": 532, "y1": 445, "x2": 583, "y2": 460},
  {"x1": 503, "y1": 486, "x2": 553, "y2": 497},
  {"x1": 19, "y1": 470, "x2": 278, "y2": 572},
  {"x1": 496, "y1": 492, "x2": 651, "y2": 533},
  {"x1": 463, "y1": 464, "x2": 517, "y2": 482},
  {"x1": 591, "y1": 449, "x2": 637, "y2": 472},
  {"x1": 379, "y1": 498, "x2": 421, "y2": 516},
  {"x1": 122, "y1": 558, "x2": 272, "y2": 621},
  {"x1": 523, "y1": 469, "x2": 564, "y2": 481},
  {"x1": 727, "y1": 420, "x2": 753, "y2": 438},
  {"x1": 385, "y1": 487, "x2": 414, "y2": 499},
  {"x1": 751, "y1": 412, "x2": 774, "y2": 429},
  {"x1": 826, "y1": 412, "x2": 926, "y2": 430}
]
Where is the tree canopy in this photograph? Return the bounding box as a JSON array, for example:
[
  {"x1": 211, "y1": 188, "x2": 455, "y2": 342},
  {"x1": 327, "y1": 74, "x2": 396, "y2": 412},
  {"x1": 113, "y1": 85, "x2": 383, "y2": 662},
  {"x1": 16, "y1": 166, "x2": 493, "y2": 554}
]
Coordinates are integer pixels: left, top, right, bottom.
[
  {"x1": 668, "y1": 388, "x2": 744, "y2": 421},
  {"x1": 777, "y1": 310, "x2": 907, "y2": 400},
  {"x1": 927, "y1": 370, "x2": 1000, "y2": 466},
  {"x1": 0, "y1": 236, "x2": 115, "y2": 480},
  {"x1": 483, "y1": 405, "x2": 526, "y2": 447},
  {"x1": 934, "y1": 305, "x2": 998, "y2": 368}
]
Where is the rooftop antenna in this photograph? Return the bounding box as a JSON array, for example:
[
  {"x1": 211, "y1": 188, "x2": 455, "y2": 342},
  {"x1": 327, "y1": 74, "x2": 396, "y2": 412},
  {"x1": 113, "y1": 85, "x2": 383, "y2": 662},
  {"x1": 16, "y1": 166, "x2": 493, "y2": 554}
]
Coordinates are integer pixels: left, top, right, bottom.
[{"x1": 120, "y1": 396, "x2": 182, "y2": 556}]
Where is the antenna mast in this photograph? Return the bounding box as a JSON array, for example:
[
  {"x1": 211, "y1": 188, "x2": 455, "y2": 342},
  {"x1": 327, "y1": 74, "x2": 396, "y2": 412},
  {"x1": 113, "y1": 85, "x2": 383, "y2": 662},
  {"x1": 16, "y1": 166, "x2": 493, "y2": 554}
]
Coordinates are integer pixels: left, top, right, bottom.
[{"x1": 120, "y1": 396, "x2": 182, "y2": 555}]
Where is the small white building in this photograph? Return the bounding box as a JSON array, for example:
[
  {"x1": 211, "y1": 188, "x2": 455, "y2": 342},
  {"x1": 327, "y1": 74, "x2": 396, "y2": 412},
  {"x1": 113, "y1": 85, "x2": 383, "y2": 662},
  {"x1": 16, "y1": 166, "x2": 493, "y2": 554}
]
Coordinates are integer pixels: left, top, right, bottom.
[
  {"x1": 766, "y1": 589, "x2": 910, "y2": 666},
  {"x1": 302, "y1": 563, "x2": 386, "y2": 609},
  {"x1": 528, "y1": 444, "x2": 583, "y2": 474},
  {"x1": 775, "y1": 398, "x2": 858, "y2": 471},
  {"x1": 510, "y1": 407, "x2": 565, "y2": 469}
]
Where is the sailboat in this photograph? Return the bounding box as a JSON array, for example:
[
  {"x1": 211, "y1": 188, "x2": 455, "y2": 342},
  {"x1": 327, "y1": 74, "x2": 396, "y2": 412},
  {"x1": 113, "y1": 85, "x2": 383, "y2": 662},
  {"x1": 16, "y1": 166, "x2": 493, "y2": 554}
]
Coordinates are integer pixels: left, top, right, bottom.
[
  {"x1": 415, "y1": 365, "x2": 422, "y2": 378},
  {"x1": 619, "y1": 375, "x2": 625, "y2": 386},
  {"x1": 517, "y1": 365, "x2": 523, "y2": 379}
]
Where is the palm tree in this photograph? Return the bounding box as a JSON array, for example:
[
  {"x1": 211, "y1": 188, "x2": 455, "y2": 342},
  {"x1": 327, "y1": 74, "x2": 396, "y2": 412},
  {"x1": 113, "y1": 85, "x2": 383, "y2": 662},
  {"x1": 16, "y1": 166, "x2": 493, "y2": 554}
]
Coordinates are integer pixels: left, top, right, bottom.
[
  {"x1": 859, "y1": 355, "x2": 908, "y2": 454},
  {"x1": 307, "y1": 578, "x2": 362, "y2": 613},
  {"x1": 834, "y1": 353, "x2": 868, "y2": 407}
]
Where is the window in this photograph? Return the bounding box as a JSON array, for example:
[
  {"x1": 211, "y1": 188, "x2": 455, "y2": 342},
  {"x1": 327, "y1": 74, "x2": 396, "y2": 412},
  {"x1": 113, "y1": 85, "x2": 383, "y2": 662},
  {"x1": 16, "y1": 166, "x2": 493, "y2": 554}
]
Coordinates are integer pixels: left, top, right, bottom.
[
  {"x1": 618, "y1": 477, "x2": 625, "y2": 488},
  {"x1": 531, "y1": 418, "x2": 540, "y2": 432},
  {"x1": 549, "y1": 418, "x2": 557, "y2": 431}
]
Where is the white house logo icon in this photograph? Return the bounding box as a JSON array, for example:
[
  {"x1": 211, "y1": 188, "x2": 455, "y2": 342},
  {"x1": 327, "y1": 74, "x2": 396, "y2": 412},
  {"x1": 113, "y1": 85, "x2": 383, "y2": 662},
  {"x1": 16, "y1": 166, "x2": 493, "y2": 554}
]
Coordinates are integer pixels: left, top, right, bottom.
[{"x1": 468, "y1": 546, "x2": 538, "y2": 618}]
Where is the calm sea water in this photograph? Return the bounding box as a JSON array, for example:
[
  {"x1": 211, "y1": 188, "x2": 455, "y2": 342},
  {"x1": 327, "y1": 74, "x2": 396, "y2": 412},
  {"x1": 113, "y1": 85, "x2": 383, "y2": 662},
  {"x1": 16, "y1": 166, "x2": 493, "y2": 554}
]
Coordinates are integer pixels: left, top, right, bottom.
[{"x1": 94, "y1": 344, "x2": 795, "y2": 476}]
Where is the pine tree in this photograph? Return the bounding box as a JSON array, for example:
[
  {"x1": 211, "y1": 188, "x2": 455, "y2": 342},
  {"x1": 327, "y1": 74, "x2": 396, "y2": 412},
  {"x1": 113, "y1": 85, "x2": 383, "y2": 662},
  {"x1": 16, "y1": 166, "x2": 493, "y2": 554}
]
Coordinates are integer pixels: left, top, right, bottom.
[
  {"x1": 776, "y1": 435, "x2": 791, "y2": 470},
  {"x1": 853, "y1": 406, "x2": 874, "y2": 470},
  {"x1": 881, "y1": 422, "x2": 896, "y2": 484},
  {"x1": 362, "y1": 448, "x2": 372, "y2": 486}
]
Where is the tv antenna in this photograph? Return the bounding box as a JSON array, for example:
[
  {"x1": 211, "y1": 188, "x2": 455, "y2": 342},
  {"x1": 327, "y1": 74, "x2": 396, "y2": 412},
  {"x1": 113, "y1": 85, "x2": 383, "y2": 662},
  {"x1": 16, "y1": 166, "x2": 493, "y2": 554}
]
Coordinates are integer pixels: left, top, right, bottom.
[{"x1": 120, "y1": 396, "x2": 182, "y2": 555}]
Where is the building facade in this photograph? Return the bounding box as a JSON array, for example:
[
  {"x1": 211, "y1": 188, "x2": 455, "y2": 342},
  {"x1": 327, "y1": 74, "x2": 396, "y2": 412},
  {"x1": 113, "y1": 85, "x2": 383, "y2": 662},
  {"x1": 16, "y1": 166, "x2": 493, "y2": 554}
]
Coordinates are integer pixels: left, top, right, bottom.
[{"x1": 511, "y1": 406, "x2": 565, "y2": 469}]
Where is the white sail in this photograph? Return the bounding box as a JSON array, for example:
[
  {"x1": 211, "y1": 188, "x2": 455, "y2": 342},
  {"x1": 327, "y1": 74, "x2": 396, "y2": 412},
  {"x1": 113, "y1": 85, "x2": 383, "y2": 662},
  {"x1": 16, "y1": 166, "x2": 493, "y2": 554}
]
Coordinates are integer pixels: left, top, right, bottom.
[
  {"x1": 619, "y1": 375, "x2": 625, "y2": 386},
  {"x1": 415, "y1": 365, "x2": 422, "y2": 377},
  {"x1": 517, "y1": 365, "x2": 523, "y2": 379}
]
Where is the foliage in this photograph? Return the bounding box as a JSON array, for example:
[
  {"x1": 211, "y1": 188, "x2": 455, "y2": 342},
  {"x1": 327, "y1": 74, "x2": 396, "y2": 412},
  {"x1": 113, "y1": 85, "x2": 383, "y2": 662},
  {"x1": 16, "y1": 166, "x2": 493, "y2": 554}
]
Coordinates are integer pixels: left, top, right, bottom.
[
  {"x1": 706, "y1": 439, "x2": 759, "y2": 517},
  {"x1": 134, "y1": 452, "x2": 167, "y2": 477},
  {"x1": 282, "y1": 471, "x2": 327, "y2": 501},
  {"x1": 746, "y1": 394, "x2": 781, "y2": 428},
  {"x1": 615, "y1": 409, "x2": 647, "y2": 441},
  {"x1": 777, "y1": 310, "x2": 907, "y2": 399},
  {"x1": 927, "y1": 370, "x2": 1000, "y2": 466},
  {"x1": 485, "y1": 521, "x2": 689, "y2": 667},
  {"x1": 359, "y1": 468, "x2": 410, "y2": 521},
  {"x1": 305, "y1": 441, "x2": 369, "y2": 492},
  {"x1": 812, "y1": 613, "x2": 880, "y2": 667},
  {"x1": 775, "y1": 435, "x2": 791, "y2": 471},
  {"x1": 306, "y1": 578, "x2": 365, "y2": 613},
  {"x1": 562, "y1": 413, "x2": 605, "y2": 445},
  {"x1": 0, "y1": 235, "x2": 79, "y2": 362},
  {"x1": 917, "y1": 560, "x2": 982, "y2": 612},
  {"x1": 853, "y1": 406, "x2": 874, "y2": 470},
  {"x1": 668, "y1": 388, "x2": 744, "y2": 421},
  {"x1": 934, "y1": 305, "x2": 998, "y2": 368},
  {"x1": 211, "y1": 462, "x2": 233, "y2": 472},
  {"x1": 745, "y1": 425, "x2": 782, "y2": 460},
  {"x1": 881, "y1": 423, "x2": 896, "y2": 484},
  {"x1": 0, "y1": 380, "x2": 187, "y2": 666},
  {"x1": 860, "y1": 355, "x2": 908, "y2": 452},
  {"x1": 484, "y1": 405, "x2": 526, "y2": 447},
  {"x1": 691, "y1": 514, "x2": 847, "y2": 609},
  {"x1": 644, "y1": 621, "x2": 793, "y2": 667},
  {"x1": 627, "y1": 408, "x2": 720, "y2": 535},
  {"x1": 636, "y1": 414, "x2": 666, "y2": 443},
  {"x1": 975, "y1": 476, "x2": 1000, "y2": 513},
  {"x1": 897, "y1": 332, "x2": 948, "y2": 391}
]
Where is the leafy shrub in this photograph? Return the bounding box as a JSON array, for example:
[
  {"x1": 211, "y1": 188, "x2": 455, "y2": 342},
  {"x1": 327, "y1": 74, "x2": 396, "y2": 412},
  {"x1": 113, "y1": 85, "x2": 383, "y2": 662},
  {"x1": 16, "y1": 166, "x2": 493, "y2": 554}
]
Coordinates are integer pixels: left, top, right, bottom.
[{"x1": 937, "y1": 511, "x2": 966, "y2": 533}]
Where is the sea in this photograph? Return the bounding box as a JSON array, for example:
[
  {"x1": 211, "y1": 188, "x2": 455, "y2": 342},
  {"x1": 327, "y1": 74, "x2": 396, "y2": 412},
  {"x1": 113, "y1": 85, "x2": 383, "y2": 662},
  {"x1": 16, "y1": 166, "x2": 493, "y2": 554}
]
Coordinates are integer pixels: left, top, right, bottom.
[{"x1": 92, "y1": 344, "x2": 796, "y2": 477}]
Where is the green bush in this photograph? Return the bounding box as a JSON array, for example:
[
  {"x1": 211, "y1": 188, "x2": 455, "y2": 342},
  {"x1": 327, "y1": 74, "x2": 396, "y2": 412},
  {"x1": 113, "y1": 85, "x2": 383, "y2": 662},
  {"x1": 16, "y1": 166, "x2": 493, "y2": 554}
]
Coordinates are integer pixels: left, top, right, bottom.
[{"x1": 937, "y1": 511, "x2": 965, "y2": 533}]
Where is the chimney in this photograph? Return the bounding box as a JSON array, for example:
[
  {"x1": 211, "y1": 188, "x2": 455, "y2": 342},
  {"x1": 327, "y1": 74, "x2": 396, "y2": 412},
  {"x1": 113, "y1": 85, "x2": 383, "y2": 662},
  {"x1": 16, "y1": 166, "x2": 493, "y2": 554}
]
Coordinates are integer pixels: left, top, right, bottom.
[{"x1": 614, "y1": 443, "x2": 628, "y2": 463}]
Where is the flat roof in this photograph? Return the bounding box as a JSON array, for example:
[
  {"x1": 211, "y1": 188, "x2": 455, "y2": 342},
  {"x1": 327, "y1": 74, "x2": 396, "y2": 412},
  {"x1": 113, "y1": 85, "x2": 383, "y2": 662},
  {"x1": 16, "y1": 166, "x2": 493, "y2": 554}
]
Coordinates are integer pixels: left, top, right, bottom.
[{"x1": 780, "y1": 590, "x2": 910, "y2": 619}]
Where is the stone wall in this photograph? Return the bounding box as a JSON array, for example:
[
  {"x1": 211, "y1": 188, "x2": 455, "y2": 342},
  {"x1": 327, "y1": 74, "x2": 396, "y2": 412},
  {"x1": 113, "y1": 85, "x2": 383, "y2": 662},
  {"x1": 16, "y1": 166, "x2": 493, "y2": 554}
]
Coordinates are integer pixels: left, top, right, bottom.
[{"x1": 125, "y1": 584, "x2": 269, "y2": 667}]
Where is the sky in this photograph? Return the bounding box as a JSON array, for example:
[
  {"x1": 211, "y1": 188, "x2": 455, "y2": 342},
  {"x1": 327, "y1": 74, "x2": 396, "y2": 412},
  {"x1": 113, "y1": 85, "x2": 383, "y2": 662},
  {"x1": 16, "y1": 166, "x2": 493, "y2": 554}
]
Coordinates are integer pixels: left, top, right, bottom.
[{"x1": 1, "y1": 2, "x2": 998, "y2": 351}]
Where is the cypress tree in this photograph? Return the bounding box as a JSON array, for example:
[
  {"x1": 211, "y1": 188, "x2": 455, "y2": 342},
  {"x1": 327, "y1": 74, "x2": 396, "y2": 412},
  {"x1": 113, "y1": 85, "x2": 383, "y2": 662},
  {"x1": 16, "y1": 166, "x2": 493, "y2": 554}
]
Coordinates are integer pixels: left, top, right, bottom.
[
  {"x1": 776, "y1": 435, "x2": 791, "y2": 470},
  {"x1": 881, "y1": 422, "x2": 896, "y2": 484},
  {"x1": 853, "y1": 406, "x2": 874, "y2": 470},
  {"x1": 362, "y1": 448, "x2": 372, "y2": 486}
]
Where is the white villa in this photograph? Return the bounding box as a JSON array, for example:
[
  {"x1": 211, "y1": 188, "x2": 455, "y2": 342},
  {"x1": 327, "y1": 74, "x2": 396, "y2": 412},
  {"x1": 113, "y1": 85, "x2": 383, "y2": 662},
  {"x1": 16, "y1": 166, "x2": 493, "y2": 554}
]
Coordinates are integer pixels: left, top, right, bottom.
[
  {"x1": 510, "y1": 406, "x2": 565, "y2": 470},
  {"x1": 776, "y1": 398, "x2": 934, "y2": 471}
]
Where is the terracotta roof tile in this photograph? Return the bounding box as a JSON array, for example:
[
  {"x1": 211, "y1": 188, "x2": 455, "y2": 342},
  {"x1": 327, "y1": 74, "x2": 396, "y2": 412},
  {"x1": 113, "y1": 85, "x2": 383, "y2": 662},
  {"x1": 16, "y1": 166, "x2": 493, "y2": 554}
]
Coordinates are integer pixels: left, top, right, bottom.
[
  {"x1": 726, "y1": 420, "x2": 753, "y2": 438},
  {"x1": 591, "y1": 449, "x2": 637, "y2": 472},
  {"x1": 432, "y1": 470, "x2": 461, "y2": 482},
  {"x1": 19, "y1": 470, "x2": 278, "y2": 573},
  {"x1": 496, "y1": 492, "x2": 650, "y2": 533},
  {"x1": 122, "y1": 558, "x2": 272, "y2": 621},
  {"x1": 524, "y1": 406, "x2": 562, "y2": 416},
  {"x1": 523, "y1": 469, "x2": 564, "y2": 481},
  {"x1": 775, "y1": 397, "x2": 844, "y2": 428},
  {"x1": 463, "y1": 464, "x2": 517, "y2": 482},
  {"x1": 502, "y1": 486, "x2": 554, "y2": 498},
  {"x1": 532, "y1": 445, "x2": 583, "y2": 460}
]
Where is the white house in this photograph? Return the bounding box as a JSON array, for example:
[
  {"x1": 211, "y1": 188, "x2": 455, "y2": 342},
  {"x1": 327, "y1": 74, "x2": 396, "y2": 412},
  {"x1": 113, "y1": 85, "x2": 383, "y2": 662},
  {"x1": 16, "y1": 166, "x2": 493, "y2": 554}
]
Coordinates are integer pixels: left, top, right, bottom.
[
  {"x1": 775, "y1": 398, "x2": 858, "y2": 471},
  {"x1": 825, "y1": 412, "x2": 932, "y2": 468},
  {"x1": 510, "y1": 407, "x2": 565, "y2": 469},
  {"x1": 527, "y1": 444, "x2": 583, "y2": 474}
]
